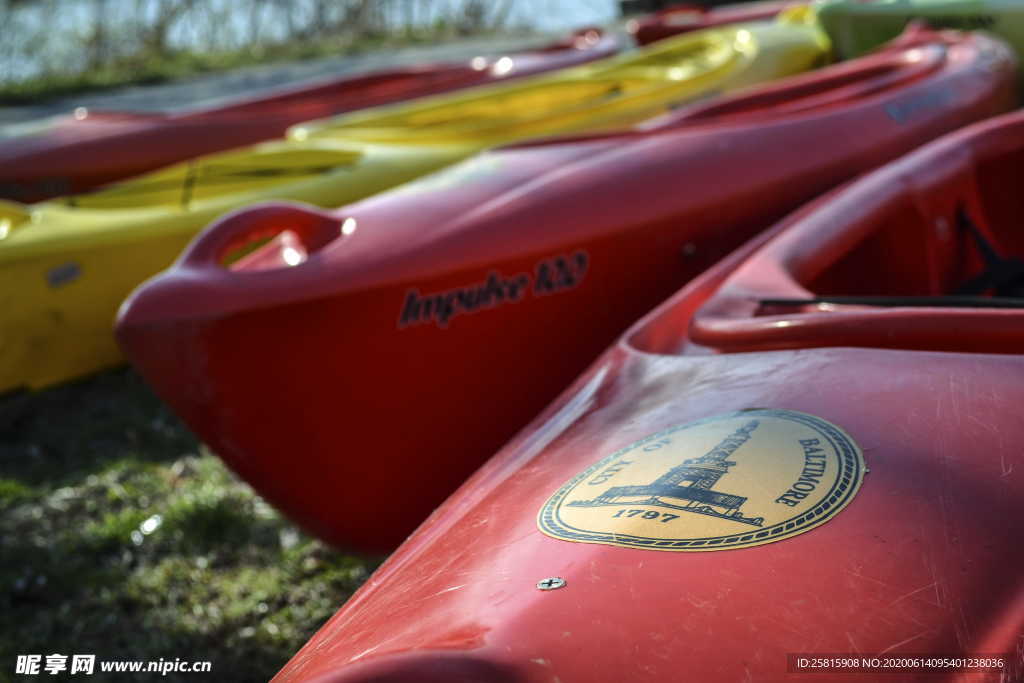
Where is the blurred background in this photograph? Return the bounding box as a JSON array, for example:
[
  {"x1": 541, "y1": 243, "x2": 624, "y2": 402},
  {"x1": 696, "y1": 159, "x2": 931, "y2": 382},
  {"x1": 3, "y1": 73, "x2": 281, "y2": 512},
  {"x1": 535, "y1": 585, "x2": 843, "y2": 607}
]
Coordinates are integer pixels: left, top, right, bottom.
[{"x1": 0, "y1": 0, "x2": 620, "y2": 102}]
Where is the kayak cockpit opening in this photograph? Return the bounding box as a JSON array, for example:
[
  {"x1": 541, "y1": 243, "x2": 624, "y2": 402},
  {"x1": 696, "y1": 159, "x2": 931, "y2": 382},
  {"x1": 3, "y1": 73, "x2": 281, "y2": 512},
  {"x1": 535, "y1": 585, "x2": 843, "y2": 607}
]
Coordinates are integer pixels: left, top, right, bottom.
[
  {"x1": 61, "y1": 148, "x2": 363, "y2": 210},
  {"x1": 759, "y1": 203, "x2": 1024, "y2": 311},
  {"x1": 775, "y1": 201, "x2": 1022, "y2": 306},
  {"x1": 759, "y1": 295, "x2": 1024, "y2": 309},
  {"x1": 683, "y1": 123, "x2": 1024, "y2": 355},
  {"x1": 291, "y1": 34, "x2": 735, "y2": 144},
  {"x1": 624, "y1": 115, "x2": 1024, "y2": 358},
  {"x1": 656, "y1": 39, "x2": 945, "y2": 129}
]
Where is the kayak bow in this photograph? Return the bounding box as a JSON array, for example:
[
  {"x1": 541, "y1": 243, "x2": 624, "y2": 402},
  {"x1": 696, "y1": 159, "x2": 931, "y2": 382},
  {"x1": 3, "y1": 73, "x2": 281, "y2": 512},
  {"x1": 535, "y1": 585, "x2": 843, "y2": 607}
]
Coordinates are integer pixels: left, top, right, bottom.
[
  {"x1": 0, "y1": 29, "x2": 619, "y2": 202},
  {"x1": 116, "y1": 26, "x2": 1016, "y2": 553},
  {"x1": 2, "y1": 14, "x2": 829, "y2": 393},
  {"x1": 817, "y1": 0, "x2": 1024, "y2": 62},
  {"x1": 271, "y1": 108, "x2": 1024, "y2": 683}
]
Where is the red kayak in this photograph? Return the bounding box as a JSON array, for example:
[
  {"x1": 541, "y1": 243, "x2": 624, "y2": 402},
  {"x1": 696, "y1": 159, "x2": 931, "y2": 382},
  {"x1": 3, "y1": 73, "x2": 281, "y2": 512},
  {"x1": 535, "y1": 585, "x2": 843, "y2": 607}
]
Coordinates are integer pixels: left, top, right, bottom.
[
  {"x1": 628, "y1": 1, "x2": 798, "y2": 45},
  {"x1": 117, "y1": 26, "x2": 1016, "y2": 554},
  {"x1": 272, "y1": 110, "x2": 1024, "y2": 683},
  {"x1": 0, "y1": 29, "x2": 616, "y2": 202}
]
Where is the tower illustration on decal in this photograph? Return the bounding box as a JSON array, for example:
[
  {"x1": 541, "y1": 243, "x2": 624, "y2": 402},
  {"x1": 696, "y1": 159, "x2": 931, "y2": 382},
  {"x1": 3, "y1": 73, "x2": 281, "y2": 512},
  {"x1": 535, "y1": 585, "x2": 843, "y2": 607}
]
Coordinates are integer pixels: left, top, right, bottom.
[
  {"x1": 566, "y1": 420, "x2": 765, "y2": 527},
  {"x1": 539, "y1": 410, "x2": 866, "y2": 552}
]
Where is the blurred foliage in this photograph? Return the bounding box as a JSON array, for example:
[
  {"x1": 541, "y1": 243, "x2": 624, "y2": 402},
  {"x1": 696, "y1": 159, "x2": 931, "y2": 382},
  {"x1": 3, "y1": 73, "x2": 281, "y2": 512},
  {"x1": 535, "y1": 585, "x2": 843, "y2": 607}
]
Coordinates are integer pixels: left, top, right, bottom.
[
  {"x1": 0, "y1": 368, "x2": 382, "y2": 682},
  {"x1": 0, "y1": 0, "x2": 521, "y2": 102}
]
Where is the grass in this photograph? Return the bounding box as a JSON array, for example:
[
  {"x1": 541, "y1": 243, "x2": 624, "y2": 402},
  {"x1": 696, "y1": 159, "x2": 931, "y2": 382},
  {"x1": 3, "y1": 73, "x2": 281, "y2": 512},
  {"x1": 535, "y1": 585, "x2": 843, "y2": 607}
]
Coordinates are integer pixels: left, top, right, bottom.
[{"x1": 0, "y1": 368, "x2": 381, "y2": 681}]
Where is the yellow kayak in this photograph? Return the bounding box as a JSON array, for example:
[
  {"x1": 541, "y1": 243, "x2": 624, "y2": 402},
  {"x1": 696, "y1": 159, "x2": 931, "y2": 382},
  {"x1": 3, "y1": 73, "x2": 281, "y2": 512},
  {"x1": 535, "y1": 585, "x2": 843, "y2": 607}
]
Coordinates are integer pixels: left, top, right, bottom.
[{"x1": 0, "y1": 11, "x2": 829, "y2": 392}]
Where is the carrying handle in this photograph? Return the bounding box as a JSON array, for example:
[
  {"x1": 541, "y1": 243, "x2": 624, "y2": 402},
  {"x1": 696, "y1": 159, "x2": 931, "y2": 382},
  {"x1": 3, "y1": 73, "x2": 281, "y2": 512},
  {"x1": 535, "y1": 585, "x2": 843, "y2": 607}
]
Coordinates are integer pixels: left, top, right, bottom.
[{"x1": 180, "y1": 201, "x2": 344, "y2": 271}]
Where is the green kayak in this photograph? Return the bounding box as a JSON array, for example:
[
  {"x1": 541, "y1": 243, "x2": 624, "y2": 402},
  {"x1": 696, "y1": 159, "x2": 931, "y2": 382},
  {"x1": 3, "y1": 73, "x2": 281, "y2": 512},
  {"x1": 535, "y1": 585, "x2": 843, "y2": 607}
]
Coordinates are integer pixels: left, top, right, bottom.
[{"x1": 817, "y1": 0, "x2": 1024, "y2": 59}]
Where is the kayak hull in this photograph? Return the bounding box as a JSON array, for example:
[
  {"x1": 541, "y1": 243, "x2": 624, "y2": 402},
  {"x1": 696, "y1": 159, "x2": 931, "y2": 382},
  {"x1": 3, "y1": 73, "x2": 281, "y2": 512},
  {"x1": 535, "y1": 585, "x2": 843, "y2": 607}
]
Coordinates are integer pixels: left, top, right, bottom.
[
  {"x1": 0, "y1": 141, "x2": 453, "y2": 393},
  {"x1": 117, "y1": 28, "x2": 1017, "y2": 553},
  {"x1": 274, "y1": 350, "x2": 1024, "y2": 683},
  {"x1": 629, "y1": 1, "x2": 797, "y2": 45},
  {"x1": 271, "y1": 110, "x2": 1024, "y2": 683},
  {"x1": 1, "y1": 229, "x2": 195, "y2": 390},
  {"x1": 818, "y1": 0, "x2": 1024, "y2": 60},
  {"x1": 0, "y1": 30, "x2": 619, "y2": 202},
  {"x1": 4, "y1": 16, "x2": 831, "y2": 393}
]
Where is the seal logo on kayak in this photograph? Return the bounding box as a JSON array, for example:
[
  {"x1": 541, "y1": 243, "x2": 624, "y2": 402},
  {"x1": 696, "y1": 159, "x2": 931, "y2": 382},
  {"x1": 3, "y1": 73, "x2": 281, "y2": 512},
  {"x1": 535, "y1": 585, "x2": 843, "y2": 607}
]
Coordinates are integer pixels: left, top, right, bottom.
[{"x1": 537, "y1": 410, "x2": 865, "y2": 551}]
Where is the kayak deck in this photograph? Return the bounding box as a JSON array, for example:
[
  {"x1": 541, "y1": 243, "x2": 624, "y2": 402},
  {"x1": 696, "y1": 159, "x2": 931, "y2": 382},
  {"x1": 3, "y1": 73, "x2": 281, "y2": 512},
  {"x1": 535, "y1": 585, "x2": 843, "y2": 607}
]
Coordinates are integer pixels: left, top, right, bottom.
[
  {"x1": 689, "y1": 112, "x2": 1024, "y2": 354},
  {"x1": 269, "y1": 111, "x2": 1024, "y2": 683},
  {"x1": 112, "y1": 27, "x2": 1016, "y2": 555}
]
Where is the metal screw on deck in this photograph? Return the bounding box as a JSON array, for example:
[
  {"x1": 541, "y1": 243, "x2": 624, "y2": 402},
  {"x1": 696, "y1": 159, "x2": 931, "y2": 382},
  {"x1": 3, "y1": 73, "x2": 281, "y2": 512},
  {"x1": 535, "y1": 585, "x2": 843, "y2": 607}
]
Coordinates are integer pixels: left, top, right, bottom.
[{"x1": 536, "y1": 577, "x2": 566, "y2": 591}]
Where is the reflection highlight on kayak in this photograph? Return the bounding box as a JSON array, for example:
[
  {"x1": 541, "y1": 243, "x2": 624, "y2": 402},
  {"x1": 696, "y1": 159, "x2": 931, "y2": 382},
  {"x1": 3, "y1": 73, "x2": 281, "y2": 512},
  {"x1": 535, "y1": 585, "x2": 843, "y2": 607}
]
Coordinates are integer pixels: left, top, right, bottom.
[{"x1": 281, "y1": 247, "x2": 304, "y2": 267}]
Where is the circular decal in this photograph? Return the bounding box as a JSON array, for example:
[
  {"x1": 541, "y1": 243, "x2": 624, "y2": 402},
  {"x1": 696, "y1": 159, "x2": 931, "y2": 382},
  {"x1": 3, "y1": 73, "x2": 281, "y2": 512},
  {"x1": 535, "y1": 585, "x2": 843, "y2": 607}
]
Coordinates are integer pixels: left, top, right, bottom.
[{"x1": 537, "y1": 410, "x2": 865, "y2": 552}]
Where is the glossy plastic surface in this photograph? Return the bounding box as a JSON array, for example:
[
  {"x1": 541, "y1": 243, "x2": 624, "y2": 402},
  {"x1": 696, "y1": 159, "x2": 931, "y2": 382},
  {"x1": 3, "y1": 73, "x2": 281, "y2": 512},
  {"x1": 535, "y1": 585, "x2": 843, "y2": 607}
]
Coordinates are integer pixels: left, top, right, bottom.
[
  {"x1": 629, "y1": 0, "x2": 796, "y2": 45},
  {"x1": 4, "y1": 16, "x2": 829, "y2": 393},
  {"x1": 116, "y1": 27, "x2": 1017, "y2": 553},
  {"x1": 0, "y1": 29, "x2": 618, "y2": 202},
  {"x1": 818, "y1": 0, "x2": 1024, "y2": 60},
  {"x1": 272, "y1": 110, "x2": 1024, "y2": 683},
  {"x1": 690, "y1": 111, "x2": 1024, "y2": 354}
]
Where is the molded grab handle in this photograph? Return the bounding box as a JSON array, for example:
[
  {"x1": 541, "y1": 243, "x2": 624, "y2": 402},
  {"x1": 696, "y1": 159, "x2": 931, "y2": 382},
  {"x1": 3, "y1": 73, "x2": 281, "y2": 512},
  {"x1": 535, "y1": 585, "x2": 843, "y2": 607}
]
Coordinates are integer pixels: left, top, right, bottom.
[{"x1": 180, "y1": 201, "x2": 343, "y2": 270}]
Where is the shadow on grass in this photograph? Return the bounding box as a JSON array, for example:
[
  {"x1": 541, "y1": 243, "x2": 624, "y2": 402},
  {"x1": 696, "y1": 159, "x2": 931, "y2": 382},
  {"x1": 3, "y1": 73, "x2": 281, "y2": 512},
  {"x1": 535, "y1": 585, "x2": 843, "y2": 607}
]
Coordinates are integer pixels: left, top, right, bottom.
[
  {"x1": 0, "y1": 367, "x2": 198, "y2": 488},
  {"x1": 0, "y1": 367, "x2": 382, "y2": 681}
]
